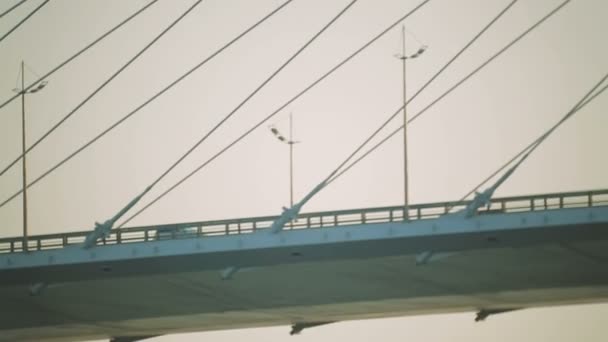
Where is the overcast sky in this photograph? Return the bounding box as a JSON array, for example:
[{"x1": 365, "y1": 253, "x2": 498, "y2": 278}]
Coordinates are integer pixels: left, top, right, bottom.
[{"x1": 1, "y1": 0, "x2": 607, "y2": 341}]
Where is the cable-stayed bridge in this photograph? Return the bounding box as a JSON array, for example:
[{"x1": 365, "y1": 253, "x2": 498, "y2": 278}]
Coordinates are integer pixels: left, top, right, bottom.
[
  {"x1": 1, "y1": 0, "x2": 608, "y2": 341},
  {"x1": 1, "y1": 189, "x2": 608, "y2": 341}
]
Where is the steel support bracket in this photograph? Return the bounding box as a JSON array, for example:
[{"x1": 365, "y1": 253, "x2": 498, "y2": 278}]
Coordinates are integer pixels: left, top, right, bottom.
[
  {"x1": 290, "y1": 321, "x2": 335, "y2": 335},
  {"x1": 475, "y1": 308, "x2": 521, "y2": 322},
  {"x1": 415, "y1": 251, "x2": 456, "y2": 265}
]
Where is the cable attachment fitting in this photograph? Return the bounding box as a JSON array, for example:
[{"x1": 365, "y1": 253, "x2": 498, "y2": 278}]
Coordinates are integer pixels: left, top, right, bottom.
[
  {"x1": 269, "y1": 181, "x2": 326, "y2": 234},
  {"x1": 83, "y1": 186, "x2": 151, "y2": 249},
  {"x1": 461, "y1": 162, "x2": 519, "y2": 218},
  {"x1": 463, "y1": 188, "x2": 494, "y2": 218}
]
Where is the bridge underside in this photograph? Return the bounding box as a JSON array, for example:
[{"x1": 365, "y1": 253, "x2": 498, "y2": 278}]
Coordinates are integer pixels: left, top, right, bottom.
[{"x1": 2, "y1": 236, "x2": 608, "y2": 341}]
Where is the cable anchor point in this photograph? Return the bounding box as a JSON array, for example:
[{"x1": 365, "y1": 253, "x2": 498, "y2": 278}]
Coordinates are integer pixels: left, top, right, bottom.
[{"x1": 83, "y1": 186, "x2": 151, "y2": 249}]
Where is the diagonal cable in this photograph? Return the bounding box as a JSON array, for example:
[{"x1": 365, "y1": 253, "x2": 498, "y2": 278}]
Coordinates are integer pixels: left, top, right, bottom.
[
  {"x1": 454, "y1": 72, "x2": 608, "y2": 205},
  {"x1": 325, "y1": 0, "x2": 520, "y2": 185},
  {"x1": 0, "y1": 0, "x2": 159, "y2": 112},
  {"x1": 326, "y1": 0, "x2": 572, "y2": 186},
  {"x1": 409, "y1": 0, "x2": 520, "y2": 115},
  {"x1": 0, "y1": 0, "x2": 49, "y2": 44},
  {"x1": 0, "y1": 0, "x2": 205, "y2": 178},
  {"x1": 118, "y1": 0, "x2": 433, "y2": 227},
  {"x1": 0, "y1": 0, "x2": 28, "y2": 19},
  {"x1": 408, "y1": 0, "x2": 571, "y2": 125},
  {"x1": 0, "y1": 0, "x2": 296, "y2": 210},
  {"x1": 330, "y1": 78, "x2": 608, "y2": 189},
  {"x1": 117, "y1": 0, "x2": 359, "y2": 222}
]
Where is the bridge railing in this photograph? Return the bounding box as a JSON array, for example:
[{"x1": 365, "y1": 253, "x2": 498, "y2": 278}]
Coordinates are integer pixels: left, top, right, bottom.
[{"x1": 2, "y1": 189, "x2": 607, "y2": 254}]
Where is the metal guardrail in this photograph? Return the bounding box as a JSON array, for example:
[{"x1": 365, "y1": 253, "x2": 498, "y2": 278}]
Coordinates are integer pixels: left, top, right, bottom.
[{"x1": 2, "y1": 189, "x2": 608, "y2": 254}]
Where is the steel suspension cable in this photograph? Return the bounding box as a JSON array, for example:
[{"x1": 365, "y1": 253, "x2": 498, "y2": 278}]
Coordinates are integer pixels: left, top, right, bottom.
[
  {"x1": 454, "y1": 72, "x2": 608, "y2": 205},
  {"x1": 0, "y1": 0, "x2": 159, "y2": 112},
  {"x1": 118, "y1": 0, "x2": 433, "y2": 227},
  {"x1": 114, "y1": 0, "x2": 358, "y2": 227},
  {"x1": 409, "y1": 0, "x2": 519, "y2": 117},
  {"x1": 0, "y1": 0, "x2": 28, "y2": 19},
  {"x1": 408, "y1": 0, "x2": 571, "y2": 125},
  {"x1": 0, "y1": 0, "x2": 49, "y2": 44},
  {"x1": 0, "y1": 0, "x2": 205, "y2": 178},
  {"x1": 331, "y1": 75, "x2": 608, "y2": 189},
  {"x1": 326, "y1": 0, "x2": 571, "y2": 186},
  {"x1": 324, "y1": 0, "x2": 520, "y2": 185},
  {"x1": 0, "y1": 0, "x2": 296, "y2": 210}
]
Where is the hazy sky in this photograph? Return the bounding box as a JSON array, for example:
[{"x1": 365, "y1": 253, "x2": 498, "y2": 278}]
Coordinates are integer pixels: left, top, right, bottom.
[{"x1": 1, "y1": 0, "x2": 607, "y2": 341}]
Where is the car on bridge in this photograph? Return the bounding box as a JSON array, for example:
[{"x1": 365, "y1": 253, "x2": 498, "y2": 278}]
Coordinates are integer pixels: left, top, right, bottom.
[{"x1": 155, "y1": 226, "x2": 198, "y2": 240}]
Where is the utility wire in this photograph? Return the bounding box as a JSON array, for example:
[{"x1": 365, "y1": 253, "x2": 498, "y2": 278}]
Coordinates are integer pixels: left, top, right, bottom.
[
  {"x1": 0, "y1": 0, "x2": 49, "y2": 44},
  {"x1": 118, "y1": 0, "x2": 433, "y2": 226},
  {"x1": 13, "y1": 61, "x2": 43, "y2": 90},
  {"x1": 23, "y1": 62, "x2": 42, "y2": 79},
  {"x1": 0, "y1": 0, "x2": 296, "y2": 210},
  {"x1": 0, "y1": 0, "x2": 159, "y2": 112},
  {"x1": 326, "y1": 0, "x2": 571, "y2": 186},
  {"x1": 404, "y1": 27, "x2": 425, "y2": 46},
  {"x1": 115, "y1": 0, "x2": 358, "y2": 227},
  {"x1": 14, "y1": 64, "x2": 22, "y2": 89},
  {"x1": 454, "y1": 73, "x2": 608, "y2": 205},
  {"x1": 0, "y1": 0, "x2": 205, "y2": 178},
  {"x1": 0, "y1": 0, "x2": 28, "y2": 19}
]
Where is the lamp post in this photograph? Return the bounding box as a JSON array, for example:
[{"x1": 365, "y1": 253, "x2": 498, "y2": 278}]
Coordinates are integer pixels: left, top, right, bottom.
[
  {"x1": 269, "y1": 113, "x2": 300, "y2": 209},
  {"x1": 394, "y1": 26, "x2": 426, "y2": 220},
  {"x1": 12, "y1": 61, "x2": 48, "y2": 251}
]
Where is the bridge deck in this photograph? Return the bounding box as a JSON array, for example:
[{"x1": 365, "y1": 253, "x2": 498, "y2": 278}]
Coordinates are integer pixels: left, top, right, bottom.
[
  {"x1": 2, "y1": 189, "x2": 607, "y2": 254},
  {"x1": 1, "y1": 189, "x2": 608, "y2": 341}
]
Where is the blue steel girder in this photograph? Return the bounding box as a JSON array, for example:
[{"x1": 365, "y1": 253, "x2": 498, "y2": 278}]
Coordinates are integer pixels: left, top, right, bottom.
[
  {"x1": 1, "y1": 189, "x2": 607, "y2": 255},
  {"x1": 1, "y1": 203, "x2": 607, "y2": 286}
]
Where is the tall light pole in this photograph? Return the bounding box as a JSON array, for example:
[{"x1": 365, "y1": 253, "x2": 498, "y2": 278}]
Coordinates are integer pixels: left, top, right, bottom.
[
  {"x1": 394, "y1": 26, "x2": 426, "y2": 220},
  {"x1": 270, "y1": 113, "x2": 300, "y2": 209},
  {"x1": 12, "y1": 61, "x2": 48, "y2": 252},
  {"x1": 288, "y1": 113, "x2": 295, "y2": 209}
]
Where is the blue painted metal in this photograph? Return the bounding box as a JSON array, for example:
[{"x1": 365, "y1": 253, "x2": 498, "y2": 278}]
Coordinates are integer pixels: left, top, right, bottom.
[
  {"x1": 1, "y1": 188, "x2": 608, "y2": 341},
  {"x1": 1, "y1": 189, "x2": 607, "y2": 255},
  {"x1": 461, "y1": 151, "x2": 526, "y2": 218},
  {"x1": 269, "y1": 181, "x2": 327, "y2": 233},
  {"x1": 82, "y1": 186, "x2": 152, "y2": 249},
  {"x1": 1, "y1": 189, "x2": 607, "y2": 287}
]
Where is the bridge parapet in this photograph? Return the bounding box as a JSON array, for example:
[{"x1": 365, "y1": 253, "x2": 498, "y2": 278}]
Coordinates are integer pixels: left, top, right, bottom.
[{"x1": 2, "y1": 189, "x2": 607, "y2": 254}]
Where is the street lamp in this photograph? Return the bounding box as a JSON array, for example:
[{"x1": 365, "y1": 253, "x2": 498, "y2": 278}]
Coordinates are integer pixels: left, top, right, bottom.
[
  {"x1": 12, "y1": 61, "x2": 48, "y2": 252},
  {"x1": 269, "y1": 113, "x2": 300, "y2": 211},
  {"x1": 394, "y1": 25, "x2": 427, "y2": 220}
]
